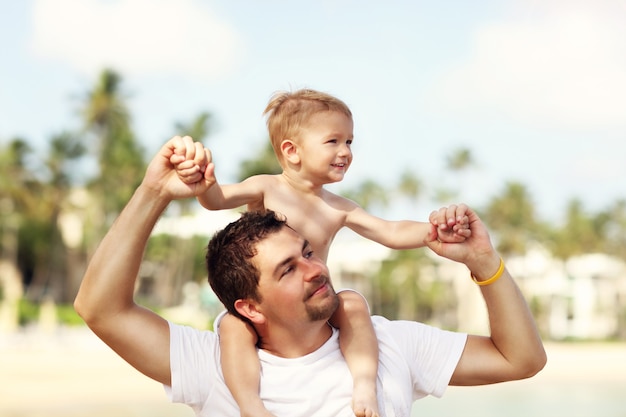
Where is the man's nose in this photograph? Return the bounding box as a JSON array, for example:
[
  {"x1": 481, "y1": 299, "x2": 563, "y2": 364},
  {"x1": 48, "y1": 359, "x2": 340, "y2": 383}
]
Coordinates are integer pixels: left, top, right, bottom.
[{"x1": 301, "y1": 258, "x2": 324, "y2": 281}]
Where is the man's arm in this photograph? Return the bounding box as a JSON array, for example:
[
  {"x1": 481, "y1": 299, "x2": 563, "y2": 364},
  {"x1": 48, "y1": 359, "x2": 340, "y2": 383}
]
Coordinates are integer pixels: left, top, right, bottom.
[
  {"x1": 74, "y1": 136, "x2": 215, "y2": 386},
  {"x1": 426, "y1": 205, "x2": 547, "y2": 385}
]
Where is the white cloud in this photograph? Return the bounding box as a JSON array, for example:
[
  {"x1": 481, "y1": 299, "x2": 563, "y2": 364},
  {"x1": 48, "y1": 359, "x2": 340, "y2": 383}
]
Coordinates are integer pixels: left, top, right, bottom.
[
  {"x1": 431, "y1": 3, "x2": 626, "y2": 129},
  {"x1": 30, "y1": 0, "x2": 244, "y2": 80}
]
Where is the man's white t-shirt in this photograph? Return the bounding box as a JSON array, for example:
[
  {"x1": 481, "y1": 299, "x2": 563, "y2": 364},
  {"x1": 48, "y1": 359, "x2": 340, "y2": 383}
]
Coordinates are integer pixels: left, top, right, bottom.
[{"x1": 165, "y1": 316, "x2": 466, "y2": 417}]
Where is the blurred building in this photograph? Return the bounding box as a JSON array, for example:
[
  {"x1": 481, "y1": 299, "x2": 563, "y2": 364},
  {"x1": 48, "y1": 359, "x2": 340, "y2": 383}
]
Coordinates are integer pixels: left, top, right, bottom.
[{"x1": 508, "y1": 246, "x2": 626, "y2": 340}]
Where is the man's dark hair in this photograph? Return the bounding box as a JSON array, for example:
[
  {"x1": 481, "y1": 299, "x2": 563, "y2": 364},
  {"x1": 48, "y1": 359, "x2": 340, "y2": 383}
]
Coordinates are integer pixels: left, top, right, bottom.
[{"x1": 206, "y1": 210, "x2": 287, "y2": 320}]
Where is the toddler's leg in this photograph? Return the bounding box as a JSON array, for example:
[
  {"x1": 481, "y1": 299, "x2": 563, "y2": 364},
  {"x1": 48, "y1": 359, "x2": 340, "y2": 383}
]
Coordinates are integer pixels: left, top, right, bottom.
[
  {"x1": 219, "y1": 313, "x2": 276, "y2": 417},
  {"x1": 329, "y1": 290, "x2": 380, "y2": 417}
]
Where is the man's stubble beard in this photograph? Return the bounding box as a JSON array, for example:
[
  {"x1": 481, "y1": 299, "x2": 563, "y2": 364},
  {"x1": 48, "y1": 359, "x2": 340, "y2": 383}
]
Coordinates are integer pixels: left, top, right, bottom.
[{"x1": 305, "y1": 288, "x2": 340, "y2": 321}]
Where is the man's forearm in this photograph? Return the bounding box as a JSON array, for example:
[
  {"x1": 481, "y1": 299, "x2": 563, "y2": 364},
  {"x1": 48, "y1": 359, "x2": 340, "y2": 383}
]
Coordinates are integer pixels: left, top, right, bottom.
[
  {"x1": 427, "y1": 206, "x2": 546, "y2": 384},
  {"x1": 477, "y1": 264, "x2": 546, "y2": 379}
]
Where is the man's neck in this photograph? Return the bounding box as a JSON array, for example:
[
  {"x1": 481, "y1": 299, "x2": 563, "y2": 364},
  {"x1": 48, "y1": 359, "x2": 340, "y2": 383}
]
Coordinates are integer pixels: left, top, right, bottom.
[{"x1": 257, "y1": 321, "x2": 333, "y2": 358}]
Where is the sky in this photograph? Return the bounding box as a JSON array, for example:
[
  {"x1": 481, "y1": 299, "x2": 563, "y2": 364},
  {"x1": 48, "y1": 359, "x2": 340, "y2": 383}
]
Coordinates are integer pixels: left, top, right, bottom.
[{"x1": 1, "y1": 0, "x2": 625, "y2": 224}]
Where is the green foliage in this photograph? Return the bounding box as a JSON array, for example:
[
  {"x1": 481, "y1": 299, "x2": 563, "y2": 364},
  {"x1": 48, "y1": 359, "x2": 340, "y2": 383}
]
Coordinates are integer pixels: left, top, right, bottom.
[
  {"x1": 482, "y1": 181, "x2": 539, "y2": 256},
  {"x1": 237, "y1": 141, "x2": 282, "y2": 180},
  {"x1": 17, "y1": 298, "x2": 39, "y2": 325},
  {"x1": 56, "y1": 303, "x2": 85, "y2": 326},
  {"x1": 143, "y1": 233, "x2": 211, "y2": 306},
  {"x1": 397, "y1": 169, "x2": 423, "y2": 200},
  {"x1": 370, "y1": 249, "x2": 455, "y2": 324},
  {"x1": 82, "y1": 69, "x2": 129, "y2": 132},
  {"x1": 3, "y1": 70, "x2": 626, "y2": 340},
  {"x1": 17, "y1": 215, "x2": 55, "y2": 272},
  {"x1": 17, "y1": 299, "x2": 84, "y2": 326},
  {"x1": 175, "y1": 112, "x2": 212, "y2": 141},
  {"x1": 46, "y1": 131, "x2": 86, "y2": 188},
  {"x1": 342, "y1": 179, "x2": 389, "y2": 210},
  {"x1": 546, "y1": 199, "x2": 609, "y2": 259},
  {"x1": 597, "y1": 200, "x2": 626, "y2": 260},
  {"x1": 445, "y1": 147, "x2": 474, "y2": 171},
  {"x1": 146, "y1": 233, "x2": 178, "y2": 259},
  {"x1": 0, "y1": 139, "x2": 40, "y2": 213},
  {"x1": 83, "y1": 69, "x2": 147, "y2": 230},
  {"x1": 171, "y1": 112, "x2": 216, "y2": 215}
]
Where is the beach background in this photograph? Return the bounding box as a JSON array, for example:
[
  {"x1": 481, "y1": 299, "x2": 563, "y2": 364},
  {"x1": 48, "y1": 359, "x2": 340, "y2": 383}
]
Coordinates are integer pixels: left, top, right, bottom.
[
  {"x1": 2, "y1": 3, "x2": 625, "y2": 416},
  {"x1": 1, "y1": 326, "x2": 625, "y2": 417}
]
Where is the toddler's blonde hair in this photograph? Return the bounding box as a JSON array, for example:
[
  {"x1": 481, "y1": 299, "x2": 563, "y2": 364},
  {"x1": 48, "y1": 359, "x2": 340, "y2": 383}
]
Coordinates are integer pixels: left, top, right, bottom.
[{"x1": 263, "y1": 89, "x2": 352, "y2": 164}]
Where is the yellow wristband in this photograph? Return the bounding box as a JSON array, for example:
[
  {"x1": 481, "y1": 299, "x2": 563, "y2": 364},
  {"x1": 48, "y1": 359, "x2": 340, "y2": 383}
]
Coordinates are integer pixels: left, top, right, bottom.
[{"x1": 471, "y1": 257, "x2": 505, "y2": 286}]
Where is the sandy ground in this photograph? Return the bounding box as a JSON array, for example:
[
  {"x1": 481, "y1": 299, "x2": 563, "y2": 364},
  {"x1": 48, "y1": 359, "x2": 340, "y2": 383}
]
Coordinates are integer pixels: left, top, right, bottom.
[
  {"x1": 0, "y1": 326, "x2": 193, "y2": 417},
  {"x1": 1, "y1": 326, "x2": 625, "y2": 417}
]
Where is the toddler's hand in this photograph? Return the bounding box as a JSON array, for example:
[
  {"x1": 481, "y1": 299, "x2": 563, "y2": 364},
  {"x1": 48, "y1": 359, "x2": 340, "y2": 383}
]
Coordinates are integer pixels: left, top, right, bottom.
[
  {"x1": 429, "y1": 204, "x2": 472, "y2": 243},
  {"x1": 169, "y1": 136, "x2": 210, "y2": 184},
  {"x1": 172, "y1": 158, "x2": 204, "y2": 184}
]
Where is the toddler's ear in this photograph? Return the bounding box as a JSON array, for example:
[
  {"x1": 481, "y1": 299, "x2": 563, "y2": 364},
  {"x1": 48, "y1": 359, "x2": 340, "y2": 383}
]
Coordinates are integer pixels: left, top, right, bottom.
[{"x1": 280, "y1": 139, "x2": 300, "y2": 164}]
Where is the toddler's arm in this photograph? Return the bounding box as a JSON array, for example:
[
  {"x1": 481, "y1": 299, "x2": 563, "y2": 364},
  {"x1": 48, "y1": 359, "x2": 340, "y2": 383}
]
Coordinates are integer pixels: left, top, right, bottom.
[
  {"x1": 169, "y1": 140, "x2": 267, "y2": 211},
  {"x1": 344, "y1": 201, "x2": 468, "y2": 249},
  {"x1": 219, "y1": 313, "x2": 276, "y2": 417},
  {"x1": 329, "y1": 290, "x2": 380, "y2": 417}
]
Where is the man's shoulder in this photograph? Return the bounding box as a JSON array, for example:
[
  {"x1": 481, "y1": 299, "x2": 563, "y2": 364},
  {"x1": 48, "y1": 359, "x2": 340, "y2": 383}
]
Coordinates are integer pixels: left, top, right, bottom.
[
  {"x1": 169, "y1": 321, "x2": 219, "y2": 345},
  {"x1": 371, "y1": 315, "x2": 409, "y2": 342},
  {"x1": 371, "y1": 315, "x2": 439, "y2": 344},
  {"x1": 371, "y1": 315, "x2": 419, "y2": 328},
  {"x1": 371, "y1": 315, "x2": 467, "y2": 363}
]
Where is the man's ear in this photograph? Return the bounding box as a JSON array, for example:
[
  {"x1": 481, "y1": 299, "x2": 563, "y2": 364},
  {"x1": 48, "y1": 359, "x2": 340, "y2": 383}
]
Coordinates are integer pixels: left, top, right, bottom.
[
  {"x1": 234, "y1": 299, "x2": 266, "y2": 325},
  {"x1": 280, "y1": 139, "x2": 300, "y2": 165}
]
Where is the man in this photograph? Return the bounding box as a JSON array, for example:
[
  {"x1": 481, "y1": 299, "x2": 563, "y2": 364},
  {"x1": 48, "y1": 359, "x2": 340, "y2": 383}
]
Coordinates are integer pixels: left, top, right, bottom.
[{"x1": 74, "y1": 136, "x2": 546, "y2": 417}]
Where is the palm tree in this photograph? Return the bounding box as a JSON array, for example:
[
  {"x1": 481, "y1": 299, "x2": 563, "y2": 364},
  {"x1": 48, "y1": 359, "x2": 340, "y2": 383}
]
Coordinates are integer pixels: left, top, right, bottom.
[
  {"x1": 237, "y1": 141, "x2": 282, "y2": 181},
  {"x1": 172, "y1": 112, "x2": 215, "y2": 215},
  {"x1": 4, "y1": 132, "x2": 88, "y2": 307},
  {"x1": 397, "y1": 169, "x2": 423, "y2": 204},
  {"x1": 174, "y1": 112, "x2": 212, "y2": 141},
  {"x1": 0, "y1": 138, "x2": 40, "y2": 328},
  {"x1": 0, "y1": 139, "x2": 37, "y2": 265},
  {"x1": 602, "y1": 200, "x2": 626, "y2": 259},
  {"x1": 37, "y1": 132, "x2": 86, "y2": 302},
  {"x1": 370, "y1": 248, "x2": 455, "y2": 323},
  {"x1": 82, "y1": 70, "x2": 133, "y2": 166},
  {"x1": 549, "y1": 199, "x2": 606, "y2": 259},
  {"x1": 482, "y1": 181, "x2": 538, "y2": 256},
  {"x1": 341, "y1": 179, "x2": 389, "y2": 211},
  {"x1": 435, "y1": 147, "x2": 476, "y2": 204},
  {"x1": 80, "y1": 69, "x2": 146, "y2": 242},
  {"x1": 445, "y1": 147, "x2": 474, "y2": 171}
]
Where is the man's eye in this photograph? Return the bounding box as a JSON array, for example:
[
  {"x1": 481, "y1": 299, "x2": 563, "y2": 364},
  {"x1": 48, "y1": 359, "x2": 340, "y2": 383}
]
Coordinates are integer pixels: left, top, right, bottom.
[
  {"x1": 281, "y1": 265, "x2": 293, "y2": 277},
  {"x1": 304, "y1": 250, "x2": 314, "y2": 259}
]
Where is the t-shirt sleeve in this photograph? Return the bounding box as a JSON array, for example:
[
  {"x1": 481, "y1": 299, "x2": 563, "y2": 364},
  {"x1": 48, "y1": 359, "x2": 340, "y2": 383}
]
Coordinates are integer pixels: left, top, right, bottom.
[
  {"x1": 213, "y1": 309, "x2": 228, "y2": 334},
  {"x1": 382, "y1": 318, "x2": 467, "y2": 398},
  {"x1": 165, "y1": 321, "x2": 220, "y2": 409}
]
